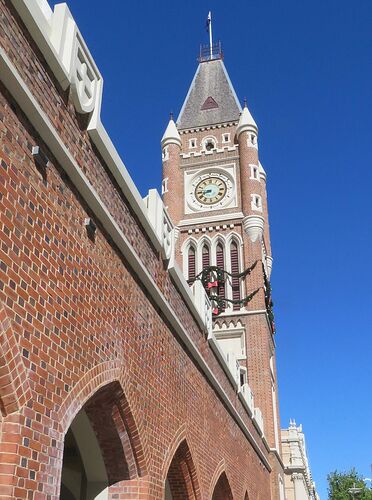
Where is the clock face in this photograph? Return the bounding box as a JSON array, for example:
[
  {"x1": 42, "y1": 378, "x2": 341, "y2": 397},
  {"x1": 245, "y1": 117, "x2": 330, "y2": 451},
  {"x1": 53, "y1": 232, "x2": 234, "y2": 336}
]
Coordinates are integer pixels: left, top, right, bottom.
[
  {"x1": 195, "y1": 177, "x2": 227, "y2": 205},
  {"x1": 186, "y1": 169, "x2": 236, "y2": 213}
]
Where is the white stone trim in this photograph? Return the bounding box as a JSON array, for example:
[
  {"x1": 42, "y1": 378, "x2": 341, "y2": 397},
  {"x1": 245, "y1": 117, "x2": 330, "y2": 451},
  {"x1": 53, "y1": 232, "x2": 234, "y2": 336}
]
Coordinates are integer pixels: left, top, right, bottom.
[
  {"x1": 249, "y1": 164, "x2": 260, "y2": 181},
  {"x1": 243, "y1": 215, "x2": 264, "y2": 243},
  {"x1": 0, "y1": 49, "x2": 271, "y2": 470},
  {"x1": 179, "y1": 212, "x2": 244, "y2": 227},
  {"x1": 238, "y1": 383, "x2": 254, "y2": 417},
  {"x1": 184, "y1": 165, "x2": 237, "y2": 214},
  {"x1": 201, "y1": 135, "x2": 218, "y2": 152},
  {"x1": 180, "y1": 144, "x2": 238, "y2": 159},
  {"x1": 162, "y1": 145, "x2": 169, "y2": 161},
  {"x1": 162, "y1": 177, "x2": 168, "y2": 195},
  {"x1": 188, "y1": 138, "x2": 197, "y2": 149},
  {"x1": 251, "y1": 194, "x2": 263, "y2": 212}
]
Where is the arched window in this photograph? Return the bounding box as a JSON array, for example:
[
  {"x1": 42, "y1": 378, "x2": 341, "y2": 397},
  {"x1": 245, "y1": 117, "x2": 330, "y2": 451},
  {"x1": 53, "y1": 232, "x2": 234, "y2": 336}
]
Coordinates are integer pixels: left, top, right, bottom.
[
  {"x1": 230, "y1": 241, "x2": 241, "y2": 311},
  {"x1": 202, "y1": 244, "x2": 210, "y2": 269},
  {"x1": 202, "y1": 245, "x2": 210, "y2": 294},
  {"x1": 188, "y1": 246, "x2": 196, "y2": 284},
  {"x1": 216, "y1": 243, "x2": 225, "y2": 312}
]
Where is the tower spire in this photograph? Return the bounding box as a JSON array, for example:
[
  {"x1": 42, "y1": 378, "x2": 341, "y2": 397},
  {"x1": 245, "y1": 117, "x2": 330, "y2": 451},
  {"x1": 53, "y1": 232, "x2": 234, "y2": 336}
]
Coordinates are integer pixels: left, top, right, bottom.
[{"x1": 207, "y1": 11, "x2": 213, "y2": 58}]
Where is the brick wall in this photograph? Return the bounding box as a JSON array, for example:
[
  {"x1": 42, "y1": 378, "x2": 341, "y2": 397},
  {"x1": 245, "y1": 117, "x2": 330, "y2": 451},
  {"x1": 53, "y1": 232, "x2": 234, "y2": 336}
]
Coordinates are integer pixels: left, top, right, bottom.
[{"x1": 0, "y1": 0, "x2": 274, "y2": 498}]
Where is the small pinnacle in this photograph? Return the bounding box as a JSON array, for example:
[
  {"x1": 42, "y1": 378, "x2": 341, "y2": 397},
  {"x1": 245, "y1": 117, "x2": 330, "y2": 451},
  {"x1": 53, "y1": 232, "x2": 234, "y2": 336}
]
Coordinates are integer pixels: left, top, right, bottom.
[
  {"x1": 170, "y1": 111, "x2": 174, "y2": 121},
  {"x1": 243, "y1": 97, "x2": 247, "y2": 108}
]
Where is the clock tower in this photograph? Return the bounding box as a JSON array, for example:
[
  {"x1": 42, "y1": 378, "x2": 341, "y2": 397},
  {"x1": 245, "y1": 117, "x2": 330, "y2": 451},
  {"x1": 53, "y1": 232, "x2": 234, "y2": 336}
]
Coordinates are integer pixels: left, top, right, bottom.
[{"x1": 161, "y1": 45, "x2": 284, "y2": 498}]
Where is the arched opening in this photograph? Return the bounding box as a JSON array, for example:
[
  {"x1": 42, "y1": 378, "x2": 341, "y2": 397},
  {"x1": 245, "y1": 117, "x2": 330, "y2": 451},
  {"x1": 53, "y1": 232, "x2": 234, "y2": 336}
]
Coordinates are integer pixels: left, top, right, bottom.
[
  {"x1": 202, "y1": 244, "x2": 210, "y2": 294},
  {"x1": 230, "y1": 240, "x2": 241, "y2": 311},
  {"x1": 212, "y1": 472, "x2": 233, "y2": 500},
  {"x1": 216, "y1": 243, "x2": 225, "y2": 312},
  {"x1": 60, "y1": 382, "x2": 142, "y2": 500},
  {"x1": 165, "y1": 440, "x2": 200, "y2": 500},
  {"x1": 188, "y1": 246, "x2": 196, "y2": 283}
]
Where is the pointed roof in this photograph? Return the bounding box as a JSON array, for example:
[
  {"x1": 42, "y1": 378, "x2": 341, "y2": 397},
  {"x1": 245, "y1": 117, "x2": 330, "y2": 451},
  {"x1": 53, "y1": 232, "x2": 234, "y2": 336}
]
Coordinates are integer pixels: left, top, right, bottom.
[
  {"x1": 161, "y1": 117, "x2": 181, "y2": 147},
  {"x1": 177, "y1": 59, "x2": 242, "y2": 130},
  {"x1": 236, "y1": 103, "x2": 258, "y2": 137}
]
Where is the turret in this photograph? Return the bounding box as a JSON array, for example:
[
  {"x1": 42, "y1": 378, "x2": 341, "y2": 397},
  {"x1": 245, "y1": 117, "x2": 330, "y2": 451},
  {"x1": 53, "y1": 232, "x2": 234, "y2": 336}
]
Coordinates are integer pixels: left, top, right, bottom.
[
  {"x1": 237, "y1": 102, "x2": 264, "y2": 243},
  {"x1": 161, "y1": 116, "x2": 182, "y2": 225},
  {"x1": 259, "y1": 162, "x2": 273, "y2": 277}
]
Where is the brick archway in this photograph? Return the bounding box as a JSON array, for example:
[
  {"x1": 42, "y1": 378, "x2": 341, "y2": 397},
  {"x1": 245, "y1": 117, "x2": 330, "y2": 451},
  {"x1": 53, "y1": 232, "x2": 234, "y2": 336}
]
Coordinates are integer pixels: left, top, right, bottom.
[
  {"x1": 0, "y1": 304, "x2": 31, "y2": 416},
  {"x1": 59, "y1": 377, "x2": 148, "y2": 499},
  {"x1": 165, "y1": 439, "x2": 201, "y2": 500},
  {"x1": 211, "y1": 472, "x2": 234, "y2": 500}
]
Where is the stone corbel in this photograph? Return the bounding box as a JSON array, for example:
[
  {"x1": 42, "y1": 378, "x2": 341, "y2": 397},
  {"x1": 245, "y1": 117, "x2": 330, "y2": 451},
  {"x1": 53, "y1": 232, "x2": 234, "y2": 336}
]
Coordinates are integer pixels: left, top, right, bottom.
[
  {"x1": 266, "y1": 255, "x2": 273, "y2": 278},
  {"x1": 242, "y1": 215, "x2": 264, "y2": 243}
]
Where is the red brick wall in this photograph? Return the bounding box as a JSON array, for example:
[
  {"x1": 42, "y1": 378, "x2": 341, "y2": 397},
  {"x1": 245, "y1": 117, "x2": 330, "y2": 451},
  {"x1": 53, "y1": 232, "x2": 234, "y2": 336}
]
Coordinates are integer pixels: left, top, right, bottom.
[{"x1": 0, "y1": 1, "x2": 274, "y2": 498}]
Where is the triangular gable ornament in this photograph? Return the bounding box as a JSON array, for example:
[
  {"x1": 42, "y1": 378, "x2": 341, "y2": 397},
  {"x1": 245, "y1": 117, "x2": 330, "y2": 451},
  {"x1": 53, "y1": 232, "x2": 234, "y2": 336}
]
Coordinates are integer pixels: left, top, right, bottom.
[{"x1": 201, "y1": 96, "x2": 219, "y2": 110}]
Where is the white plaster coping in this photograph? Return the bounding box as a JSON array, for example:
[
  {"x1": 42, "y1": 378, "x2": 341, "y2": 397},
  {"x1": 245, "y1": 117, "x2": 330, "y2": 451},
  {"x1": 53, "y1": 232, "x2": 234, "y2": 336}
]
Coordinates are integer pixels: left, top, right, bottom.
[
  {"x1": 253, "y1": 407, "x2": 265, "y2": 437},
  {"x1": 0, "y1": 49, "x2": 271, "y2": 472},
  {"x1": 208, "y1": 332, "x2": 238, "y2": 390},
  {"x1": 10, "y1": 0, "x2": 70, "y2": 89},
  {"x1": 238, "y1": 383, "x2": 254, "y2": 417},
  {"x1": 270, "y1": 447, "x2": 286, "y2": 469},
  {"x1": 179, "y1": 212, "x2": 244, "y2": 227}
]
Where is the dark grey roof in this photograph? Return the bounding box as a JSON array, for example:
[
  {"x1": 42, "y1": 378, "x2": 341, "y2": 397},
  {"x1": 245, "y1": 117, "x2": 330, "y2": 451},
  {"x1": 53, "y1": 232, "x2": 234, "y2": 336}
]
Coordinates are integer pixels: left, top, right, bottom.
[{"x1": 177, "y1": 59, "x2": 242, "y2": 130}]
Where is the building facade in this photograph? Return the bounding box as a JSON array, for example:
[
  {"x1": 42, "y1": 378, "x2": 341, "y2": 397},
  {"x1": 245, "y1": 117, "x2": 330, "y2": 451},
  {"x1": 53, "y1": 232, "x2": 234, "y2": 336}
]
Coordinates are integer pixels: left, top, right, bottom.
[
  {"x1": 0, "y1": 0, "x2": 319, "y2": 499},
  {"x1": 281, "y1": 421, "x2": 319, "y2": 500}
]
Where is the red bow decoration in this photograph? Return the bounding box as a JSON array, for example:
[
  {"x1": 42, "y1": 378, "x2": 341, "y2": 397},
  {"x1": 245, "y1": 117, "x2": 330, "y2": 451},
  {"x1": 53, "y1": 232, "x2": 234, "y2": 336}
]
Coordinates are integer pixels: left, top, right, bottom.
[{"x1": 208, "y1": 281, "x2": 218, "y2": 289}]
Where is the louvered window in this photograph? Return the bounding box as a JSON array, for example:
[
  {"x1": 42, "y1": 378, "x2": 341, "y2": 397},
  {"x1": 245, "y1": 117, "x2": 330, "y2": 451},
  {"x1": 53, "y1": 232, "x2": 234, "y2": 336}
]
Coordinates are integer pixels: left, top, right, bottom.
[
  {"x1": 230, "y1": 241, "x2": 241, "y2": 310},
  {"x1": 188, "y1": 246, "x2": 196, "y2": 284},
  {"x1": 202, "y1": 245, "x2": 210, "y2": 294},
  {"x1": 216, "y1": 243, "x2": 225, "y2": 311}
]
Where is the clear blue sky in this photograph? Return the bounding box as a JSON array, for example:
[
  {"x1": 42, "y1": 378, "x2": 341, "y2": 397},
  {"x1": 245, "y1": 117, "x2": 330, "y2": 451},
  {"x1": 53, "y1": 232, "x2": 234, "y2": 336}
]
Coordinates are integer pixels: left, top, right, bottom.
[{"x1": 64, "y1": 1, "x2": 372, "y2": 497}]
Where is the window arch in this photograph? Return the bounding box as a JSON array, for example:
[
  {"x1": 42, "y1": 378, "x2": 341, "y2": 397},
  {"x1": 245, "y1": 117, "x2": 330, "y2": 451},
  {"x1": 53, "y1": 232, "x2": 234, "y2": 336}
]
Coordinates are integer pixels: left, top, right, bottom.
[
  {"x1": 230, "y1": 240, "x2": 241, "y2": 310},
  {"x1": 165, "y1": 439, "x2": 201, "y2": 500},
  {"x1": 202, "y1": 243, "x2": 210, "y2": 269},
  {"x1": 202, "y1": 136, "x2": 217, "y2": 152},
  {"x1": 188, "y1": 245, "x2": 196, "y2": 283},
  {"x1": 202, "y1": 244, "x2": 210, "y2": 294},
  {"x1": 216, "y1": 242, "x2": 225, "y2": 312},
  {"x1": 212, "y1": 472, "x2": 233, "y2": 500},
  {"x1": 182, "y1": 234, "x2": 244, "y2": 313},
  {"x1": 60, "y1": 381, "x2": 145, "y2": 499}
]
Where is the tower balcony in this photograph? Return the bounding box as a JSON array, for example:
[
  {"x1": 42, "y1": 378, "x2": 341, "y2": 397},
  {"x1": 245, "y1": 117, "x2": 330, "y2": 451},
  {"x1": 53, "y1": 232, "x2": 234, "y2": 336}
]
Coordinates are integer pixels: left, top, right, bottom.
[{"x1": 198, "y1": 41, "x2": 223, "y2": 63}]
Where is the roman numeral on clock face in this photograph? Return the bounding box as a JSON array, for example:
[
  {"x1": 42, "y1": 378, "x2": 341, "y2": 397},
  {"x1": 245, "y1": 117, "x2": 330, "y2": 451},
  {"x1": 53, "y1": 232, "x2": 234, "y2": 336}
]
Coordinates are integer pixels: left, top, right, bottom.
[{"x1": 194, "y1": 176, "x2": 228, "y2": 206}]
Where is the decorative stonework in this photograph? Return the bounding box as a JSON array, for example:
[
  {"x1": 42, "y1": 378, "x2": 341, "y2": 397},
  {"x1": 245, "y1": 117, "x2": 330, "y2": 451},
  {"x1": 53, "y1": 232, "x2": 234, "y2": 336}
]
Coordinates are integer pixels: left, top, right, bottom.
[
  {"x1": 281, "y1": 421, "x2": 319, "y2": 500},
  {"x1": 70, "y1": 33, "x2": 99, "y2": 114},
  {"x1": 201, "y1": 96, "x2": 219, "y2": 110},
  {"x1": 180, "y1": 144, "x2": 238, "y2": 158},
  {"x1": 144, "y1": 189, "x2": 175, "y2": 262},
  {"x1": 46, "y1": 3, "x2": 102, "y2": 114},
  {"x1": 242, "y1": 215, "x2": 264, "y2": 243},
  {"x1": 266, "y1": 255, "x2": 273, "y2": 278},
  {"x1": 184, "y1": 165, "x2": 237, "y2": 214}
]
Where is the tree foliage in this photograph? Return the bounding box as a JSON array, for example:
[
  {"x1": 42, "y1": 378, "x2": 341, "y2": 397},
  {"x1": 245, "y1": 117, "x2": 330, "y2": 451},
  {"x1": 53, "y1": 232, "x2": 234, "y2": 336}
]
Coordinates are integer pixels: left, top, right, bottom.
[{"x1": 328, "y1": 469, "x2": 372, "y2": 499}]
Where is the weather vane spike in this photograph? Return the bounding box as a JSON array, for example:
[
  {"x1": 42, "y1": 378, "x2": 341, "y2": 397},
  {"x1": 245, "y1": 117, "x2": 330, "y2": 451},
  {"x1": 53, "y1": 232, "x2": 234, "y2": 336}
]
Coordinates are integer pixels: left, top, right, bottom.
[
  {"x1": 206, "y1": 11, "x2": 213, "y2": 58},
  {"x1": 244, "y1": 97, "x2": 247, "y2": 108},
  {"x1": 170, "y1": 111, "x2": 174, "y2": 121}
]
